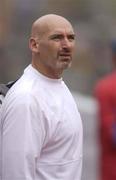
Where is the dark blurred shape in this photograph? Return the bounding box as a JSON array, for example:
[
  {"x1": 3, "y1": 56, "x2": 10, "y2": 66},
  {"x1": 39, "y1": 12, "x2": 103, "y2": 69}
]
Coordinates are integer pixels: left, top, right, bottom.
[{"x1": 111, "y1": 40, "x2": 116, "y2": 54}]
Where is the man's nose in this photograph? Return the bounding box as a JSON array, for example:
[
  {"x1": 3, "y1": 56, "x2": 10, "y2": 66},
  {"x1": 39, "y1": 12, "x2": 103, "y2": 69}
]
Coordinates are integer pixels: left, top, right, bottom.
[{"x1": 61, "y1": 38, "x2": 71, "y2": 48}]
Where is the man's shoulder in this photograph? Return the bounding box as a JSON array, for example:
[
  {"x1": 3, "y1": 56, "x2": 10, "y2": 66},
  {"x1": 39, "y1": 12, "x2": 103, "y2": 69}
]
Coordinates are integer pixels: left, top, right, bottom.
[{"x1": 3, "y1": 87, "x2": 38, "y2": 111}]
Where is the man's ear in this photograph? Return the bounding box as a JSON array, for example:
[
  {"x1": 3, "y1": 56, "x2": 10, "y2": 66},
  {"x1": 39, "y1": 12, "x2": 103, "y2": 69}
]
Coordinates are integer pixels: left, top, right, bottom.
[{"x1": 29, "y1": 38, "x2": 39, "y2": 53}]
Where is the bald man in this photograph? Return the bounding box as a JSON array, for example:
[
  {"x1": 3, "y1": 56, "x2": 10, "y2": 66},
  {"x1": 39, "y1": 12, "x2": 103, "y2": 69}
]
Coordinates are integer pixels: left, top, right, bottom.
[{"x1": 0, "y1": 14, "x2": 83, "y2": 180}]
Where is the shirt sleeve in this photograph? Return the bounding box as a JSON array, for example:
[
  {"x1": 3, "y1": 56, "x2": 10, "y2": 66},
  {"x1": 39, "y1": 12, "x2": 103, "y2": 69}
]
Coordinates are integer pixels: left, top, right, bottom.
[{"x1": 1, "y1": 93, "x2": 45, "y2": 180}]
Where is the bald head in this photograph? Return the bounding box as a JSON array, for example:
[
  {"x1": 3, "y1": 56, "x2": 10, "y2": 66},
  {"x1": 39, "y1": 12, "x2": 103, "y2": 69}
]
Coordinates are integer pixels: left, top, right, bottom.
[
  {"x1": 29, "y1": 14, "x2": 75, "y2": 78},
  {"x1": 30, "y1": 14, "x2": 74, "y2": 39}
]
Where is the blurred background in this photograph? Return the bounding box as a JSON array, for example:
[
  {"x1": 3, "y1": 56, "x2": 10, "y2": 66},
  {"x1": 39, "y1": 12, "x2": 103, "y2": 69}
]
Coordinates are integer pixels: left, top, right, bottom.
[{"x1": 0, "y1": 0, "x2": 116, "y2": 179}]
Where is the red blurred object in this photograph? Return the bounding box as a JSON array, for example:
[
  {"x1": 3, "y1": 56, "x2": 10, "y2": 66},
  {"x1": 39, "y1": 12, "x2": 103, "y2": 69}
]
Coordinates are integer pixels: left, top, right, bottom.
[{"x1": 95, "y1": 71, "x2": 116, "y2": 180}]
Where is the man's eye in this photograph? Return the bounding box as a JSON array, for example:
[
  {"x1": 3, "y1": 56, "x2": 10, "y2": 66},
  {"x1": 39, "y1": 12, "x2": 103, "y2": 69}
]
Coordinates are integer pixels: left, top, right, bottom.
[
  {"x1": 50, "y1": 35, "x2": 62, "y2": 41},
  {"x1": 68, "y1": 35, "x2": 75, "y2": 41},
  {"x1": 53, "y1": 37, "x2": 60, "y2": 40}
]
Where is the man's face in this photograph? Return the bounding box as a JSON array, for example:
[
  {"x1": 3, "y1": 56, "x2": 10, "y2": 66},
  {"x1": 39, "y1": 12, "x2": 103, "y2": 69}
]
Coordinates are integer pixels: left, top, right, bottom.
[{"x1": 31, "y1": 19, "x2": 75, "y2": 78}]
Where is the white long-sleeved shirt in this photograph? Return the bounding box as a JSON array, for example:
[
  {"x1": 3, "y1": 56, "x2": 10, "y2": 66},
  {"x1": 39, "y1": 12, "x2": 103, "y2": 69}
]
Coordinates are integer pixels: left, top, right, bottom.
[{"x1": 0, "y1": 65, "x2": 83, "y2": 180}]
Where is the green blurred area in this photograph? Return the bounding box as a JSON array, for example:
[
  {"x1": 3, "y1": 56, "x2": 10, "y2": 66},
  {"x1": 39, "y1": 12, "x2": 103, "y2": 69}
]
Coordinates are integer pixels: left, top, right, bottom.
[{"x1": 0, "y1": 0, "x2": 116, "y2": 95}]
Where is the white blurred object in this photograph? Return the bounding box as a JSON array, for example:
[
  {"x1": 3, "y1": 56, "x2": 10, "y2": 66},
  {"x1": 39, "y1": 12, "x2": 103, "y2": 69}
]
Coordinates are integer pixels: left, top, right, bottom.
[{"x1": 72, "y1": 91, "x2": 99, "y2": 180}]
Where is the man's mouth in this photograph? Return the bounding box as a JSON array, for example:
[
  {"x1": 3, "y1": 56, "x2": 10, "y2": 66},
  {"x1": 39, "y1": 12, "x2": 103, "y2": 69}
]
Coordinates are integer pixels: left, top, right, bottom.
[
  {"x1": 59, "y1": 53, "x2": 71, "y2": 59},
  {"x1": 59, "y1": 53, "x2": 71, "y2": 56}
]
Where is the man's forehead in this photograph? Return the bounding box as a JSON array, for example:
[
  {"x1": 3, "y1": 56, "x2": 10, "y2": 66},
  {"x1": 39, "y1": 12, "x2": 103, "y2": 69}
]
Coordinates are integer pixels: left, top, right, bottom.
[
  {"x1": 49, "y1": 28, "x2": 75, "y2": 35},
  {"x1": 46, "y1": 22, "x2": 74, "y2": 34}
]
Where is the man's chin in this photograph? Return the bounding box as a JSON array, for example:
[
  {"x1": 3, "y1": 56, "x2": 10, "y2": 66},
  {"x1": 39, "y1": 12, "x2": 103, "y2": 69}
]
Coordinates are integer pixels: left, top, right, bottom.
[{"x1": 61, "y1": 61, "x2": 72, "y2": 69}]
